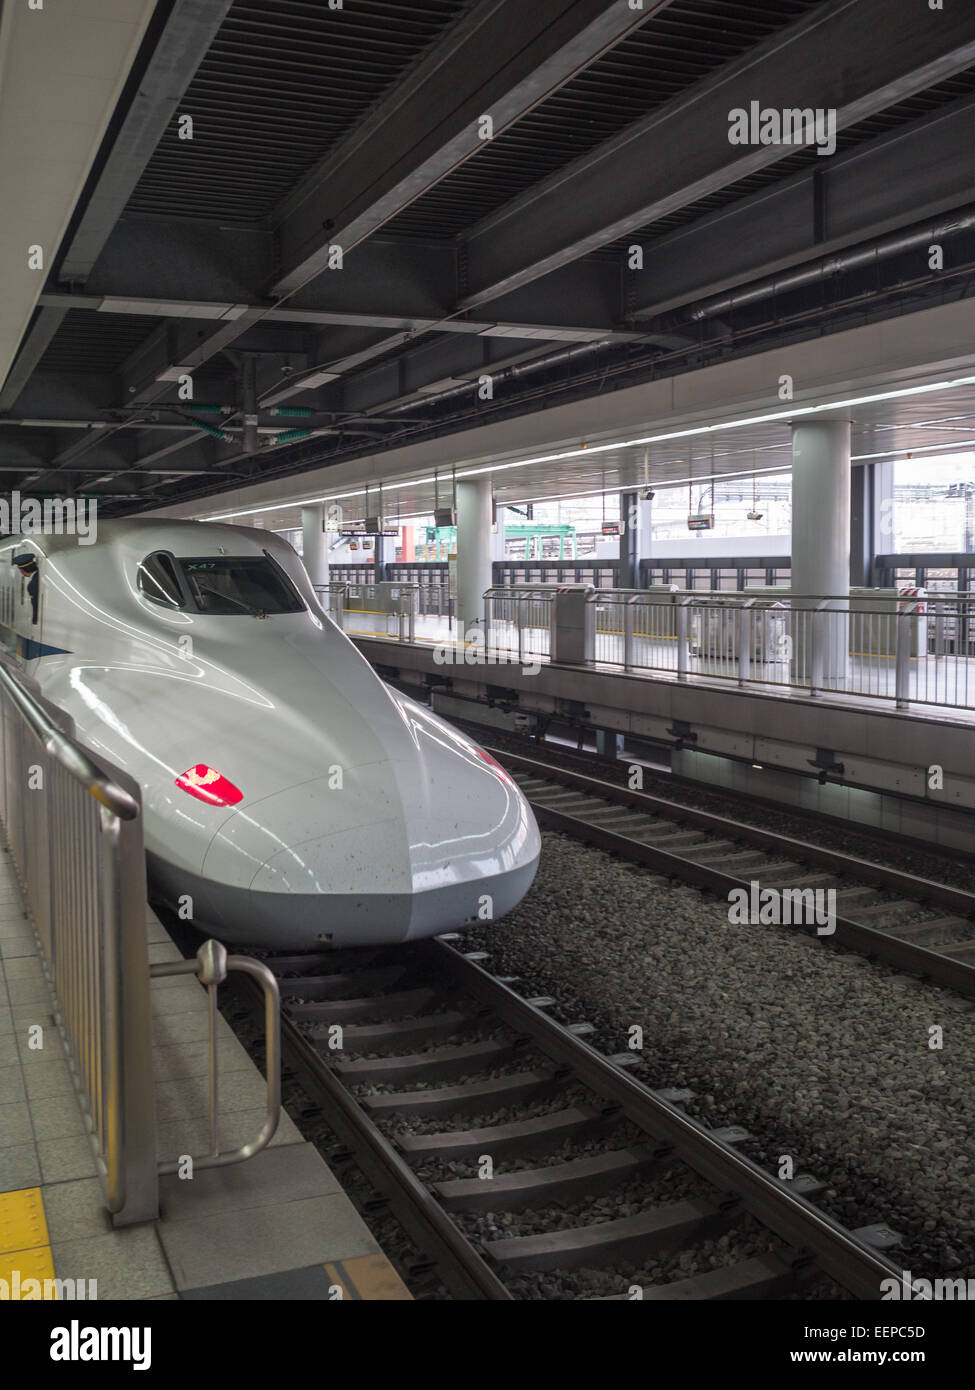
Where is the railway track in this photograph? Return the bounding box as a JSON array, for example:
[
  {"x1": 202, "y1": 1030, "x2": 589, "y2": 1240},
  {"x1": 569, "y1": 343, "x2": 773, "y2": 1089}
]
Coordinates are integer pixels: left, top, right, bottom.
[
  {"x1": 483, "y1": 745, "x2": 975, "y2": 998},
  {"x1": 238, "y1": 937, "x2": 905, "y2": 1302}
]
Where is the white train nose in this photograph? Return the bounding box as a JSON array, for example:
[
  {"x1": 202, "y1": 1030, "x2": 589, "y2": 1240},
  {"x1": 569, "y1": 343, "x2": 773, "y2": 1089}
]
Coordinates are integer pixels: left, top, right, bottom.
[
  {"x1": 200, "y1": 762, "x2": 405, "y2": 891},
  {"x1": 195, "y1": 745, "x2": 539, "y2": 947}
]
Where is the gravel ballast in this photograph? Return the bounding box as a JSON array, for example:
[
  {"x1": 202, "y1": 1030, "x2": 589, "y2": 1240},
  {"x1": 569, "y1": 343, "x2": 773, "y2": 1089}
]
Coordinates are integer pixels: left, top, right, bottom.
[{"x1": 464, "y1": 831, "x2": 975, "y2": 1283}]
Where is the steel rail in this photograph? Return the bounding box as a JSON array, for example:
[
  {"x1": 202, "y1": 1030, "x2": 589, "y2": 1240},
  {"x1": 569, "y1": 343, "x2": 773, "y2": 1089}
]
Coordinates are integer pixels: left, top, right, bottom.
[
  {"x1": 239, "y1": 937, "x2": 905, "y2": 1302},
  {"x1": 426, "y1": 939, "x2": 904, "y2": 1302},
  {"x1": 234, "y1": 974, "x2": 512, "y2": 1302},
  {"x1": 486, "y1": 746, "x2": 975, "y2": 996}
]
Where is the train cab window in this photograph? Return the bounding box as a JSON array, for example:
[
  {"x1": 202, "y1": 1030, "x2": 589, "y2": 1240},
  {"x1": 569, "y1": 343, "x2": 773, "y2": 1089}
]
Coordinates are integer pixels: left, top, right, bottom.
[
  {"x1": 179, "y1": 557, "x2": 304, "y2": 616},
  {"x1": 138, "y1": 553, "x2": 185, "y2": 609}
]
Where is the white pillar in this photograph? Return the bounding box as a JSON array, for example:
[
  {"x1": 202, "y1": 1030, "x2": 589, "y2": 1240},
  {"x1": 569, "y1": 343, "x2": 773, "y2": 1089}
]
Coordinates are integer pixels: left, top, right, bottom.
[
  {"x1": 301, "y1": 504, "x2": 328, "y2": 587},
  {"x1": 455, "y1": 477, "x2": 493, "y2": 636},
  {"x1": 637, "y1": 496, "x2": 653, "y2": 563},
  {"x1": 791, "y1": 419, "x2": 851, "y2": 683},
  {"x1": 491, "y1": 503, "x2": 506, "y2": 563}
]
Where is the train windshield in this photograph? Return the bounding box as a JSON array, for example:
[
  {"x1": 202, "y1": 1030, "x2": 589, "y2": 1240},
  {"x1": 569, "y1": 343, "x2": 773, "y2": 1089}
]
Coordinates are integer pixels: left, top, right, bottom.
[
  {"x1": 180, "y1": 557, "x2": 305, "y2": 615},
  {"x1": 138, "y1": 551, "x2": 304, "y2": 615}
]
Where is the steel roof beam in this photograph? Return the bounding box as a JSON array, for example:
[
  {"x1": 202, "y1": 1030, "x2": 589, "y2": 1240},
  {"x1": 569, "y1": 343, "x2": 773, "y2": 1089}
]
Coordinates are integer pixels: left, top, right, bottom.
[
  {"x1": 269, "y1": 0, "x2": 665, "y2": 297},
  {"x1": 459, "y1": 0, "x2": 975, "y2": 309},
  {"x1": 44, "y1": 215, "x2": 635, "y2": 342},
  {"x1": 0, "y1": 309, "x2": 68, "y2": 413},
  {"x1": 41, "y1": 289, "x2": 632, "y2": 346},
  {"x1": 58, "y1": 0, "x2": 235, "y2": 286},
  {"x1": 627, "y1": 94, "x2": 975, "y2": 322}
]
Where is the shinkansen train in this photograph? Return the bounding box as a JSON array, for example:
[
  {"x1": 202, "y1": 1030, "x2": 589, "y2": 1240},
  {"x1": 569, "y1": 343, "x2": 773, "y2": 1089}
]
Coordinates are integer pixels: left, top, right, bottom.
[{"x1": 0, "y1": 519, "x2": 540, "y2": 947}]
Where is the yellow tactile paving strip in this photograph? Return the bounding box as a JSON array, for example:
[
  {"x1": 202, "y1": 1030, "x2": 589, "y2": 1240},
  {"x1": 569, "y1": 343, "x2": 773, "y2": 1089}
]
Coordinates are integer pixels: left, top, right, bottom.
[
  {"x1": 0, "y1": 1187, "x2": 57, "y2": 1298},
  {"x1": 324, "y1": 1254, "x2": 413, "y2": 1301}
]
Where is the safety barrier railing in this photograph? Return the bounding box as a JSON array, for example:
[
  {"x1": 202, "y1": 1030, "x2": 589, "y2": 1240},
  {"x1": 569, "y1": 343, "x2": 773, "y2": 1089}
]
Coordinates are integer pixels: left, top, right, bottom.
[
  {"x1": 152, "y1": 940, "x2": 280, "y2": 1175},
  {"x1": 0, "y1": 651, "x2": 156, "y2": 1223},
  {"x1": 0, "y1": 652, "x2": 281, "y2": 1224},
  {"x1": 480, "y1": 587, "x2": 974, "y2": 712},
  {"x1": 315, "y1": 581, "x2": 348, "y2": 628},
  {"x1": 317, "y1": 578, "x2": 447, "y2": 636},
  {"x1": 413, "y1": 576, "x2": 454, "y2": 623},
  {"x1": 484, "y1": 586, "x2": 555, "y2": 663},
  {"x1": 316, "y1": 581, "x2": 418, "y2": 641}
]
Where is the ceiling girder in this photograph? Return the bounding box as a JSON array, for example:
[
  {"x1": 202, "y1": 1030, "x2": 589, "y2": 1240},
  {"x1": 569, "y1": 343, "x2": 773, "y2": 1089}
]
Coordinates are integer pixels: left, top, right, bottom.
[
  {"x1": 628, "y1": 93, "x2": 975, "y2": 321},
  {"x1": 458, "y1": 0, "x2": 975, "y2": 308},
  {"x1": 269, "y1": 0, "x2": 665, "y2": 296}
]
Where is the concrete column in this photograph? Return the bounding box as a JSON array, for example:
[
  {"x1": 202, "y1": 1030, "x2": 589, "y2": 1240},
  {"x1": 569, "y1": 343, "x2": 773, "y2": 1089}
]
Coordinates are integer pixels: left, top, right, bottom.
[
  {"x1": 491, "y1": 503, "x2": 506, "y2": 564},
  {"x1": 301, "y1": 504, "x2": 328, "y2": 587},
  {"x1": 619, "y1": 491, "x2": 638, "y2": 589},
  {"x1": 455, "y1": 477, "x2": 493, "y2": 637},
  {"x1": 872, "y1": 461, "x2": 895, "y2": 587},
  {"x1": 849, "y1": 464, "x2": 871, "y2": 588},
  {"x1": 791, "y1": 419, "x2": 851, "y2": 683},
  {"x1": 620, "y1": 494, "x2": 652, "y2": 587},
  {"x1": 850, "y1": 460, "x2": 894, "y2": 587},
  {"x1": 638, "y1": 495, "x2": 653, "y2": 569}
]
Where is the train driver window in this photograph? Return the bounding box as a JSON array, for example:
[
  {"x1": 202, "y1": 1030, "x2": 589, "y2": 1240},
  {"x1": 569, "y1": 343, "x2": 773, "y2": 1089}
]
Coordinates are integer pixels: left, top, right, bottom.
[
  {"x1": 138, "y1": 552, "x2": 185, "y2": 609},
  {"x1": 179, "y1": 557, "x2": 304, "y2": 615}
]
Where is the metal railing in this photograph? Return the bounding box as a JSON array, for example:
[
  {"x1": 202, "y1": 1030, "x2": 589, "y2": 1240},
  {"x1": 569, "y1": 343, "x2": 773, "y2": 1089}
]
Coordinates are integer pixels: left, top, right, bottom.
[
  {"x1": 0, "y1": 652, "x2": 281, "y2": 1223},
  {"x1": 0, "y1": 651, "x2": 156, "y2": 1223},
  {"x1": 152, "y1": 940, "x2": 280, "y2": 1175},
  {"x1": 481, "y1": 588, "x2": 975, "y2": 712},
  {"x1": 484, "y1": 586, "x2": 556, "y2": 664},
  {"x1": 316, "y1": 581, "x2": 348, "y2": 627},
  {"x1": 316, "y1": 581, "x2": 418, "y2": 641}
]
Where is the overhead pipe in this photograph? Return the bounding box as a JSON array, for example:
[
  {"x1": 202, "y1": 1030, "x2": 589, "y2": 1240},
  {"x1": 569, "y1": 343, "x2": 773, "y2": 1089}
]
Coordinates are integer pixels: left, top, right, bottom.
[
  {"x1": 672, "y1": 206, "x2": 975, "y2": 324},
  {"x1": 379, "y1": 340, "x2": 616, "y2": 421}
]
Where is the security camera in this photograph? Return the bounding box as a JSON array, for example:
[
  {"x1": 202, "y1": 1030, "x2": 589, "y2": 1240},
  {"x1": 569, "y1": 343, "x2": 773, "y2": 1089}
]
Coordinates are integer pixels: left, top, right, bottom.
[
  {"x1": 638, "y1": 487, "x2": 655, "y2": 501},
  {"x1": 747, "y1": 510, "x2": 764, "y2": 521}
]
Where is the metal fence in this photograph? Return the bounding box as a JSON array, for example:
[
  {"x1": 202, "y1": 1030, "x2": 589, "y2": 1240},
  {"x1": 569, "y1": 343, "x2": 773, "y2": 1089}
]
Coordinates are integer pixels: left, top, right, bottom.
[
  {"x1": 0, "y1": 652, "x2": 157, "y2": 1222},
  {"x1": 316, "y1": 581, "x2": 418, "y2": 641},
  {"x1": 316, "y1": 581, "x2": 348, "y2": 627},
  {"x1": 482, "y1": 588, "x2": 975, "y2": 712},
  {"x1": 0, "y1": 652, "x2": 281, "y2": 1224},
  {"x1": 387, "y1": 563, "x2": 454, "y2": 623},
  {"x1": 484, "y1": 587, "x2": 555, "y2": 663}
]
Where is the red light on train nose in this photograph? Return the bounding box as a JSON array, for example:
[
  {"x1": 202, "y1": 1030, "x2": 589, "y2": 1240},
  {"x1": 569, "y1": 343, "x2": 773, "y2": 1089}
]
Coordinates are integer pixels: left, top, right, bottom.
[
  {"x1": 175, "y1": 765, "x2": 243, "y2": 806},
  {"x1": 475, "y1": 748, "x2": 514, "y2": 784}
]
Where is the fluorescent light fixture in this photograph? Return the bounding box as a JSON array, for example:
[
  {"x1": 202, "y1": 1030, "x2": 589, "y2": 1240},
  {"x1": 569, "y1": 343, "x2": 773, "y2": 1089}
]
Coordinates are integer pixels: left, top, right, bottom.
[
  {"x1": 18, "y1": 419, "x2": 106, "y2": 429},
  {"x1": 300, "y1": 370, "x2": 341, "y2": 389},
  {"x1": 852, "y1": 440, "x2": 975, "y2": 461},
  {"x1": 98, "y1": 297, "x2": 249, "y2": 321},
  {"x1": 416, "y1": 378, "x2": 473, "y2": 394},
  {"x1": 197, "y1": 373, "x2": 975, "y2": 524}
]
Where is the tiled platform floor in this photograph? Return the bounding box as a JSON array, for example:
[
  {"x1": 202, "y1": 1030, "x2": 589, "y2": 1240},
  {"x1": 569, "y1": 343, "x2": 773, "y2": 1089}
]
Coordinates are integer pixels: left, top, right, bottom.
[{"x1": 0, "y1": 848, "x2": 410, "y2": 1301}]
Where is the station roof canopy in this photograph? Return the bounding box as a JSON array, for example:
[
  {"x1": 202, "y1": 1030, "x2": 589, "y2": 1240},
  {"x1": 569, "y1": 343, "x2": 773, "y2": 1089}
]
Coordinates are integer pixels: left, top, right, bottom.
[{"x1": 3, "y1": 0, "x2": 975, "y2": 522}]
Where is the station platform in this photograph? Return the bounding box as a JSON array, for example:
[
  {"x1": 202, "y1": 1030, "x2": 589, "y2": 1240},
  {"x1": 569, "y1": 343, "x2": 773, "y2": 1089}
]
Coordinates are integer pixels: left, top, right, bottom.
[
  {"x1": 0, "y1": 848, "x2": 411, "y2": 1302},
  {"x1": 343, "y1": 611, "x2": 975, "y2": 724},
  {"x1": 348, "y1": 622, "x2": 975, "y2": 855}
]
